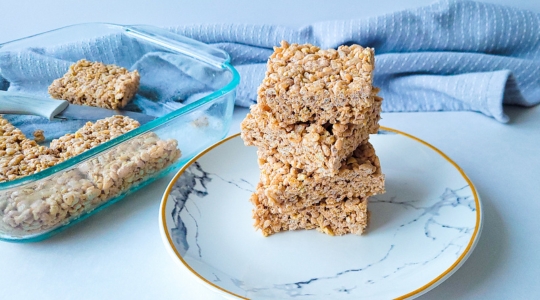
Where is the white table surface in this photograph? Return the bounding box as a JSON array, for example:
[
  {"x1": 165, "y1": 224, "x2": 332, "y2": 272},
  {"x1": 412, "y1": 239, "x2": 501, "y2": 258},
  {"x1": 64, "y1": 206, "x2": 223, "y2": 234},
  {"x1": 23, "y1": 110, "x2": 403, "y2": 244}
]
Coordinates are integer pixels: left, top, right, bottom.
[{"x1": 1, "y1": 1, "x2": 539, "y2": 299}]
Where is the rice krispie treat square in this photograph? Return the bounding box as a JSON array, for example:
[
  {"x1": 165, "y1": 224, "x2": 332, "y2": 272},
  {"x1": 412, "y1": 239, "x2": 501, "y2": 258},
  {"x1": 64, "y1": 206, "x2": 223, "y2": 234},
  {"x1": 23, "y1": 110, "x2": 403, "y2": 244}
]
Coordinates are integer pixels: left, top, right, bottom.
[
  {"x1": 259, "y1": 142, "x2": 384, "y2": 210},
  {"x1": 49, "y1": 115, "x2": 140, "y2": 160},
  {"x1": 0, "y1": 115, "x2": 181, "y2": 233},
  {"x1": 0, "y1": 169, "x2": 102, "y2": 232},
  {"x1": 251, "y1": 183, "x2": 369, "y2": 236},
  {"x1": 48, "y1": 59, "x2": 140, "y2": 110},
  {"x1": 258, "y1": 41, "x2": 376, "y2": 125},
  {"x1": 0, "y1": 116, "x2": 61, "y2": 182},
  {"x1": 241, "y1": 94, "x2": 381, "y2": 176},
  {"x1": 78, "y1": 132, "x2": 181, "y2": 200}
]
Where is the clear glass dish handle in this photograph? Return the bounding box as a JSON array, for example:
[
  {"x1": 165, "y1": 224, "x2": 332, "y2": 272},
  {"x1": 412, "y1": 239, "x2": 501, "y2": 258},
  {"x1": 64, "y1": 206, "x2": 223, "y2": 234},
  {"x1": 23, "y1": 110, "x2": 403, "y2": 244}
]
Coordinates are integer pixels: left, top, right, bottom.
[{"x1": 123, "y1": 25, "x2": 230, "y2": 69}]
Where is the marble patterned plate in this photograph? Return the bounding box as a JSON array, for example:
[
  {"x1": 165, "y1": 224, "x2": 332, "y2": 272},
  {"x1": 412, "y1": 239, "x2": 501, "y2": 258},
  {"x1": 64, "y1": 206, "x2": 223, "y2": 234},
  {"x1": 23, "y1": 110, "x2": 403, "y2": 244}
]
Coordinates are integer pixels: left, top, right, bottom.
[{"x1": 159, "y1": 127, "x2": 482, "y2": 300}]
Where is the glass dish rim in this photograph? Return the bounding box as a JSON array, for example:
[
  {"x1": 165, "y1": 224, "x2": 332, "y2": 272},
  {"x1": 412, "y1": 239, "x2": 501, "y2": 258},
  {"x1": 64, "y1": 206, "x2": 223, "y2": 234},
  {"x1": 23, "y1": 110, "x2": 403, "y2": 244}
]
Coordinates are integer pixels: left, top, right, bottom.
[{"x1": 0, "y1": 22, "x2": 241, "y2": 190}]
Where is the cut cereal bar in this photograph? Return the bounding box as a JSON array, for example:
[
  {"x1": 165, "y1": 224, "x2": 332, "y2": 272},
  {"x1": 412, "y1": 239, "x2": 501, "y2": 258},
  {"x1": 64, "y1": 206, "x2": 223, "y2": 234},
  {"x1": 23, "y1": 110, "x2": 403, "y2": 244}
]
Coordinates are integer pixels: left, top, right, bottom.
[
  {"x1": 49, "y1": 115, "x2": 141, "y2": 160},
  {"x1": 0, "y1": 115, "x2": 181, "y2": 233},
  {"x1": 0, "y1": 170, "x2": 102, "y2": 232},
  {"x1": 241, "y1": 94, "x2": 381, "y2": 176},
  {"x1": 0, "y1": 133, "x2": 181, "y2": 233},
  {"x1": 242, "y1": 40, "x2": 385, "y2": 237},
  {"x1": 259, "y1": 142, "x2": 384, "y2": 210},
  {"x1": 48, "y1": 59, "x2": 140, "y2": 109},
  {"x1": 258, "y1": 41, "x2": 376, "y2": 125},
  {"x1": 251, "y1": 183, "x2": 369, "y2": 237},
  {"x1": 0, "y1": 116, "x2": 61, "y2": 182},
  {"x1": 78, "y1": 131, "x2": 181, "y2": 201}
]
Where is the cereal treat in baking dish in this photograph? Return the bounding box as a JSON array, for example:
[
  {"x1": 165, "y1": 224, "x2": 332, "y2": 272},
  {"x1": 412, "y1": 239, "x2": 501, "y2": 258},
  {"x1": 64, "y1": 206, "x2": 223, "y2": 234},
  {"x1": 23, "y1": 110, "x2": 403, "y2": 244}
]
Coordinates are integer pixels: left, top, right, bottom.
[
  {"x1": 0, "y1": 169, "x2": 103, "y2": 232},
  {"x1": 0, "y1": 116, "x2": 61, "y2": 182},
  {"x1": 78, "y1": 131, "x2": 181, "y2": 201},
  {"x1": 0, "y1": 115, "x2": 181, "y2": 233},
  {"x1": 50, "y1": 115, "x2": 182, "y2": 200},
  {"x1": 257, "y1": 41, "x2": 376, "y2": 125},
  {"x1": 48, "y1": 59, "x2": 140, "y2": 109},
  {"x1": 241, "y1": 94, "x2": 381, "y2": 176},
  {"x1": 251, "y1": 183, "x2": 369, "y2": 237},
  {"x1": 258, "y1": 142, "x2": 384, "y2": 210},
  {"x1": 0, "y1": 131, "x2": 181, "y2": 233},
  {"x1": 49, "y1": 115, "x2": 141, "y2": 160}
]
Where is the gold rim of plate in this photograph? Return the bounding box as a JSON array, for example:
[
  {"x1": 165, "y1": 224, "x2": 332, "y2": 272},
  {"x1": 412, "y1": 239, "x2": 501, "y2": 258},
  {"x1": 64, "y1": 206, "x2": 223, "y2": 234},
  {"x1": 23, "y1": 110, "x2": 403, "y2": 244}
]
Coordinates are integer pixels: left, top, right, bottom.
[{"x1": 160, "y1": 126, "x2": 481, "y2": 300}]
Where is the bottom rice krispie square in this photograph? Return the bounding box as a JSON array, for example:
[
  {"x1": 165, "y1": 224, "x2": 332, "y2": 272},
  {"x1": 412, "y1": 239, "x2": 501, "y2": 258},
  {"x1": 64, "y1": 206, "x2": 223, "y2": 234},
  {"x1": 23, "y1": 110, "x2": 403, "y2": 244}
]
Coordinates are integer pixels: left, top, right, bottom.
[{"x1": 251, "y1": 183, "x2": 369, "y2": 237}]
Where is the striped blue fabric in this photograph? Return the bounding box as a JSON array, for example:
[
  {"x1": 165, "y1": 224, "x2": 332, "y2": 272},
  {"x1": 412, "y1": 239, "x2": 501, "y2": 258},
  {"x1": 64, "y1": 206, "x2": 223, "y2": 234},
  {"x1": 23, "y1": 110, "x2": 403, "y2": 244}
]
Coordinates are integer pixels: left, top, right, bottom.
[{"x1": 171, "y1": 0, "x2": 540, "y2": 122}]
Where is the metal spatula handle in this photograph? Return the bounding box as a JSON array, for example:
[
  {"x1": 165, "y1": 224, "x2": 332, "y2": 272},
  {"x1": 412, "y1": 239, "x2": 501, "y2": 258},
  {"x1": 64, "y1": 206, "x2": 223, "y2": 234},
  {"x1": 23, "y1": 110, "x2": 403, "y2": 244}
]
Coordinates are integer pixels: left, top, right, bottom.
[{"x1": 0, "y1": 91, "x2": 69, "y2": 121}]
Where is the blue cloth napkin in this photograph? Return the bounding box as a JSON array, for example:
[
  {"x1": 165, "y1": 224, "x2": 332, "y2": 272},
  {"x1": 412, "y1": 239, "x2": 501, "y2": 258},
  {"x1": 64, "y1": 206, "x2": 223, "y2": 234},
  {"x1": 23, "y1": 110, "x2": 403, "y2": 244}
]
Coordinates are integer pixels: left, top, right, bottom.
[
  {"x1": 0, "y1": 34, "x2": 215, "y2": 138},
  {"x1": 169, "y1": 0, "x2": 540, "y2": 122},
  {"x1": 1, "y1": 0, "x2": 539, "y2": 130}
]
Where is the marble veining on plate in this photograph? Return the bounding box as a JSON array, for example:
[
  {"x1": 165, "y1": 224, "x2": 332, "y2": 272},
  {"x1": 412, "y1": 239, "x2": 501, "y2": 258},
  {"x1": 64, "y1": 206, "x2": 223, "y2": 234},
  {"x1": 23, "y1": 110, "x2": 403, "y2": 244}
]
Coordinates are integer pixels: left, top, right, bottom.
[
  {"x1": 169, "y1": 162, "x2": 255, "y2": 257},
  {"x1": 161, "y1": 132, "x2": 481, "y2": 300}
]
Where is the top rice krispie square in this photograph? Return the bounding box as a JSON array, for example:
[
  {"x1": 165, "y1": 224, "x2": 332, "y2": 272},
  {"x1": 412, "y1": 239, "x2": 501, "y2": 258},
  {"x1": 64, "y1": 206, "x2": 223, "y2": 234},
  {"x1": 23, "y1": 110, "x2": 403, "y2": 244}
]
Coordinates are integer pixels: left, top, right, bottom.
[{"x1": 257, "y1": 41, "x2": 376, "y2": 125}]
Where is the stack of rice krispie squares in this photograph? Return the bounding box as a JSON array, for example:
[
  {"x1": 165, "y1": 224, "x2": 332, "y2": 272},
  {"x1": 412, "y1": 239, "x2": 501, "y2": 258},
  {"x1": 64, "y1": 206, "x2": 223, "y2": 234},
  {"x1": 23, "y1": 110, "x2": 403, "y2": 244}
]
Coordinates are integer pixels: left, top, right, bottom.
[{"x1": 241, "y1": 41, "x2": 385, "y2": 236}]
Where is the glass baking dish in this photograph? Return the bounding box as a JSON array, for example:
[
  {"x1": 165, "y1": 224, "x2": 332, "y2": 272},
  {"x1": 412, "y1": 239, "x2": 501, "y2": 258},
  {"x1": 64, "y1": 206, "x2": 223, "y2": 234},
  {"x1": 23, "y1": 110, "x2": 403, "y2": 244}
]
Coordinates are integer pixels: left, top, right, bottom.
[{"x1": 0, "y1": 23, "x2": 239, "y2": 242}]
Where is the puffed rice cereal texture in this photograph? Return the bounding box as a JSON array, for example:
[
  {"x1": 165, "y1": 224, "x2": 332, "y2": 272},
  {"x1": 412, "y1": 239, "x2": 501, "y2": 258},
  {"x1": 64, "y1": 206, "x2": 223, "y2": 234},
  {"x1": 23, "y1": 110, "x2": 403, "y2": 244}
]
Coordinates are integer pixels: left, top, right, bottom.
[
  {"x1": 258, "y1": 41, "x2": 376, "y2": 125},
  {"x1": 251, "y1": 183, "x2": 369, "y2": 237},
  {"x1": 241, "y1": 93, "x2": 381, "y2": 176},
  {"x1": 0, "y1": 115, "x2": 181, "y2": 235},
  {"x1": 49, "y1": 115, "x2": 141, "y2": 160},
  {"x1": 0, "y1": 116, "x2": 61, "y2": 182},
  {"x1": 259, "y1": 142, "x2": 384, "y2": 211},
  {"x1": 48, "y1": 59, "x2": 140, "y2": 109}
]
